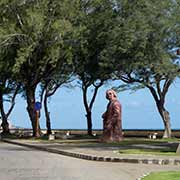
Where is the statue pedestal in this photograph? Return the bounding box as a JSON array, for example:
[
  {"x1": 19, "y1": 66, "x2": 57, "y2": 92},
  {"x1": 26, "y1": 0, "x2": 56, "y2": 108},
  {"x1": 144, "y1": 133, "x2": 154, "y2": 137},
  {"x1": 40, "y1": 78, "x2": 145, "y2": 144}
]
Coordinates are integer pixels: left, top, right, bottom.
[{"x1": 100, "y1": 133, "x2": 123, "y2": 143}]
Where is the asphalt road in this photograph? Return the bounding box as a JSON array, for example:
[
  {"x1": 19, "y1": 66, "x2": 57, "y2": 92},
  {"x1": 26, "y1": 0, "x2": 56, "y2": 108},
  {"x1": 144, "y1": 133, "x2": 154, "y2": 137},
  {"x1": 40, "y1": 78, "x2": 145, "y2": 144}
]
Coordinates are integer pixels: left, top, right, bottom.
[{"x1": 0, "y1": 142, "x2": 179, "y2": 180}]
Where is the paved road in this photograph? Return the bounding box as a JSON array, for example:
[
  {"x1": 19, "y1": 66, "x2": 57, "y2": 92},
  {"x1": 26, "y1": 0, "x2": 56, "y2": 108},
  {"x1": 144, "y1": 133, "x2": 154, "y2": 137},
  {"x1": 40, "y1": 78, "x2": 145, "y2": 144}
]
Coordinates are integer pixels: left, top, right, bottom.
[{"x1": 0, "y1": 142, "x2": 179, "y2": 180}]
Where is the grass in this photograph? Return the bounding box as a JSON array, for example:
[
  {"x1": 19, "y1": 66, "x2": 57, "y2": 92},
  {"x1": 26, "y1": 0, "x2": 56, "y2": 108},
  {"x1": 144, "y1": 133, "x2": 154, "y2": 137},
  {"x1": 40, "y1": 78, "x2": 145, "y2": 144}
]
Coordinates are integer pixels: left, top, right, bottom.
[
  {"x1": 142, "y1": 171, "x2": 180, "y2": 180},
  {"x1": 114, "y1": 138, "x2": 179, "y2": 156},
  {"x1": 119, "y1": 148, "x2": 178, "y2": 156},
  {"x1": 2, "y1": 135, "x2": 180, "y2": 155},
  {"x1": 29, "y1": 137, "x2": 179, "y2": 145},
  {"x1": 2, "y1": 134, "x2": 179, "y2": 143},
  {"x1": 105, "y1": 137, "x2": 180, "y2": 145},
  {"x1": 2, "y1": 134, "x2": 180, "y2": 152}
]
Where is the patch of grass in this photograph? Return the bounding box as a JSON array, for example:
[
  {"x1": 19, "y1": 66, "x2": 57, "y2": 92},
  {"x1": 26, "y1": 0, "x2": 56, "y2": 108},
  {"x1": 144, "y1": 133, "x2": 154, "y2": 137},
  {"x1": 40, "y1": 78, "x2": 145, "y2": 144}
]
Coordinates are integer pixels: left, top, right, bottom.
[
  {"x1": 104, "y1": 138, "x2": 179, "y2": 148},
  {"x1": 142, "y1": 171, "x2": 180, "y2": 180},
  {"x1": 103, "y1": 138, "x2": 177, "y2": 146},
  {"x1": 0, "y1": 133, "x2": 18, "y2": 139},
  {"x1": 2, "y1": 134, "x2": 180, "y2": 150},
  {"x1": 119, "y1": 148, "x2": 178, "y2": 156}
]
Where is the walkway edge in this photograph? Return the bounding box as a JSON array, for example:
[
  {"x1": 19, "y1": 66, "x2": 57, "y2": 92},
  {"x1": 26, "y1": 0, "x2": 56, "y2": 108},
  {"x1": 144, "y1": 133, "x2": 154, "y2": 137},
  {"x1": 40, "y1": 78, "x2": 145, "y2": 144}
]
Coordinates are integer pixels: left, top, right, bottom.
[{"x1": 2, "y1": 139, "x2": 180, "y2": 165}]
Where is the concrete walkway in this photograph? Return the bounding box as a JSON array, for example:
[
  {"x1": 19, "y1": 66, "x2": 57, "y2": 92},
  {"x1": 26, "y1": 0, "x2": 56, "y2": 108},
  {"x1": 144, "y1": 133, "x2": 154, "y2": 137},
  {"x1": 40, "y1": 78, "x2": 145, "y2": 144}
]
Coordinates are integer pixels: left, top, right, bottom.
[
  {"x1": 2, "y1": 138, "x2": 180, "y2": 166},
  {"x1": 1, "y1": 142, "x2": 180, "y2": 180}
]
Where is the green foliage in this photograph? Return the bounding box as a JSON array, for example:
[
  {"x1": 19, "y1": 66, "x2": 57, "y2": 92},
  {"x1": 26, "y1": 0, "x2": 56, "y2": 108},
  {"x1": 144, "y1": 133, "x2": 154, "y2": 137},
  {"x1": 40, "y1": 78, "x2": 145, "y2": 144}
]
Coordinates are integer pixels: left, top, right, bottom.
[
  {"x1": 0, "y1": 1, "x2": 80, "y2": 134},
  {"x1": 0, "y1": 1, "x2": 22, "y2": 101},
  {"x1": 109, "y1": 0, "x2": 180, "y2": 90},
  {"x1": 107, "y1": 0, "x2": 180, "y2": 138},
  {"x1": 0, "y1": 0, "x2": 77, "y2": 89},
  {"x1": 114, "y1": 83, "x2": 145, "y2": 93},
  {"x1": 72, "y1": 0, "x2": 117, "y2": 84}
]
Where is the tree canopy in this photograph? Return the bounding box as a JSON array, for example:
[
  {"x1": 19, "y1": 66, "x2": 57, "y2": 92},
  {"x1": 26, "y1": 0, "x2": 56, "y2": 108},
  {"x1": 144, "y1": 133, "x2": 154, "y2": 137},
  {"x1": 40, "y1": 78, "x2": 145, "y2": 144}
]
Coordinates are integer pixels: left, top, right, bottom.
[
  {"x1": 0, "y1": 0, "x2": 179, "y2": 137},
  {"x1": 110, "y1": 0, "x2": 180, "y2": 138}
]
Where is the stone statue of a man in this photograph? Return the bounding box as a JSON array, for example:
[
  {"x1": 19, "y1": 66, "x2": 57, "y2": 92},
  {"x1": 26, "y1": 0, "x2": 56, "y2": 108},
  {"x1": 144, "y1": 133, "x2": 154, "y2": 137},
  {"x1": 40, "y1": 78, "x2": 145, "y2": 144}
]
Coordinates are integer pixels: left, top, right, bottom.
[{"x1": 101, "y1": 89, "x2": 123, "y2": 142}]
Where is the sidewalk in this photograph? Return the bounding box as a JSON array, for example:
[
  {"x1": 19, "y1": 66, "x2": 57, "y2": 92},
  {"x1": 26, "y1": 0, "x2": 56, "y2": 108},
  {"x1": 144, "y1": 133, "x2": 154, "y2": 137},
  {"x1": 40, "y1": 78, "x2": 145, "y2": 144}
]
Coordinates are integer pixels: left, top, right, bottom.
[{"x1": 2, "y1": 138, "x2": 180, "y2": 166}]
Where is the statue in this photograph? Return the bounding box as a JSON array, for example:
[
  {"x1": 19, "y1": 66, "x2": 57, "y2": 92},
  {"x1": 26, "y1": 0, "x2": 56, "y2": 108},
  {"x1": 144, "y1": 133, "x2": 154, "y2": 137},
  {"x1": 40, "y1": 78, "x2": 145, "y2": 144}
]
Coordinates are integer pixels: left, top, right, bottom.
[{"x1": 101, "y1": 89, "x2": 123, "y2": 142}]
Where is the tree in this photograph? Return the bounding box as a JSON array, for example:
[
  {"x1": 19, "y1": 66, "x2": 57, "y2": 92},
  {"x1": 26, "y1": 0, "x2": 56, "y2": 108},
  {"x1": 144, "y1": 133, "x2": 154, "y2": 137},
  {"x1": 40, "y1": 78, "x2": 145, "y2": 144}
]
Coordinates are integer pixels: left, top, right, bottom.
[
  {"x1": 1, "y1": 0, "x2": 76, "y2": 137},
  {"x1": 109, "y1": 0, "x2": 180, "y2": 138},
  {"x1": 0, "y1": 1, "x2": 22, "y2": 134},
  {"x1": 40, "y1": 69, "x2": 73, "y2": 135},
  {"x1": 0, "y1": 76, "x2": 20, "y2": 135},
  {"x1": 72, "y1": 0, "x2": 116, "y2": 135}
]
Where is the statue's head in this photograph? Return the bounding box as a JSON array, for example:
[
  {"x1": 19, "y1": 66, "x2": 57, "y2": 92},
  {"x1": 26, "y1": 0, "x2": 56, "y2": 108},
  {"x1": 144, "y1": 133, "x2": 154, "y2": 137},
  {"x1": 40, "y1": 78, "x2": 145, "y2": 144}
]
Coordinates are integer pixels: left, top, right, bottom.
[{"x1": 106, "y1": 89, "x2": 117, "y2": 100}]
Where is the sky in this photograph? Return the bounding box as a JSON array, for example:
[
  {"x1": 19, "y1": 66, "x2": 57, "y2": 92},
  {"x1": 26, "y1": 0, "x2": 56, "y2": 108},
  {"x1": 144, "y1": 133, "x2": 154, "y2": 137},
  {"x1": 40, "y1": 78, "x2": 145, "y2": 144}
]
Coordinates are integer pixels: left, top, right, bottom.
[{"x1": 6, "y1": 79, "x2": 180, "y2": 130}]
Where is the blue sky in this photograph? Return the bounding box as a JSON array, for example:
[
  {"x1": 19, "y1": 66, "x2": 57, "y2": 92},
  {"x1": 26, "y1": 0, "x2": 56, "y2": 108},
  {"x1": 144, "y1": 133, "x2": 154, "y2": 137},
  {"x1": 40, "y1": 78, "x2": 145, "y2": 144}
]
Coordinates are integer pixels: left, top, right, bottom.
[{"x1": 7, "y1": 79, "x2": 180, "y2": 130}]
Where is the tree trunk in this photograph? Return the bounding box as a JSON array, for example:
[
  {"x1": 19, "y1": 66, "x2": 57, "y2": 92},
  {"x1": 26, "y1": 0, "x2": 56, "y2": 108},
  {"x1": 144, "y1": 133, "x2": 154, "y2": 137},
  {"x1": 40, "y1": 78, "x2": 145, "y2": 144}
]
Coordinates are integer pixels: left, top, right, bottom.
[
  {"x1": 82, "y1": 86, "x2": 93, "y2": 136},
  {"x1": 161, "y1": 110, "x2": 171, "y2": 138},
  {"x1": 0, "y1": 93, "x2": 10, "y2": 135},
  {"x1": 86, "y1": 110, "x2": 92, "y2": 136},
  {"x1": 147, "y1": 84, "x2": 172, "y2": 139},
  {"x1": 44, "y1": 92, "x2": 52, "y2": 135},
  {"x1": 1, "y1": 119, "x2": 10, "y2": 135},
  {"x1": 82, "y1": 82, "x2": 103, "y2": 136},
  {"x1": 157, "y1": 103, "x2": 171, "y2": 138},
  {"x1": 26, "y1": 86, "x2": 41, "y2": 137}
]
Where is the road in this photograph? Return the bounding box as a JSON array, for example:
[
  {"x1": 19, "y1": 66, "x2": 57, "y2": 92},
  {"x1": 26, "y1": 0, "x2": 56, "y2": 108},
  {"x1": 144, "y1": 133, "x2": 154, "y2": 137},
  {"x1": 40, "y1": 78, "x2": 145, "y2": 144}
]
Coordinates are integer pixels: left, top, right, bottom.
[{"x1": 0, "y1": 142, "x2": 179, "y2": 180}]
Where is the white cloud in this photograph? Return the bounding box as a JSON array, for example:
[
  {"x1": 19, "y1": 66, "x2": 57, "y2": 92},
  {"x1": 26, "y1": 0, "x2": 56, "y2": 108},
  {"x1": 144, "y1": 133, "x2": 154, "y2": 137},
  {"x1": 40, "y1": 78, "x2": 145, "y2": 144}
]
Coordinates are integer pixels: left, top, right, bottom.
[{"x1": 125, "y1": 101, "x2": 144, "y2": 108}]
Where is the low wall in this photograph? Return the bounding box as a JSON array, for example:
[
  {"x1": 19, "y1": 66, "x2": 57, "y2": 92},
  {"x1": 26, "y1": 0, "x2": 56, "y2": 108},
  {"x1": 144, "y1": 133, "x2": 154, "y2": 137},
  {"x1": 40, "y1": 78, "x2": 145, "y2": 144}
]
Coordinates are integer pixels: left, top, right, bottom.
[
  {"x1": 8, "y1": 128, "x2": 180, "y2": 138},
  {"x1": 54, "y1": 129, "x2": 180, "y2": 138}
]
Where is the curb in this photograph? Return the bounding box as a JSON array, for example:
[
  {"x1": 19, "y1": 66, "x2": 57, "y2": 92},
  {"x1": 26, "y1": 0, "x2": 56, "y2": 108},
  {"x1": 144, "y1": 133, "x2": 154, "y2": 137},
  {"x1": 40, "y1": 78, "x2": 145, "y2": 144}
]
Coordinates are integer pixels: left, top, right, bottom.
[{"x1": 2, "y1": 139, "x2": 180, "y2": 165}]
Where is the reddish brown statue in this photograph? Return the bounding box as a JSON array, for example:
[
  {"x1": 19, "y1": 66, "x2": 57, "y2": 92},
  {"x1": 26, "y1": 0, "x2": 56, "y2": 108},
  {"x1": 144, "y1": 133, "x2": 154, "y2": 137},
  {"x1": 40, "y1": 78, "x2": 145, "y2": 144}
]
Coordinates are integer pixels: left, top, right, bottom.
[{"x1": 101, "y1": 89, "x2": 123, "y2": 142}]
